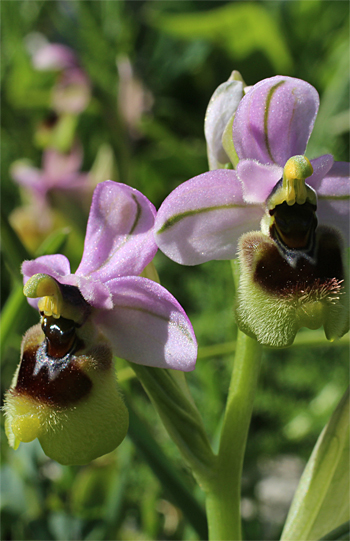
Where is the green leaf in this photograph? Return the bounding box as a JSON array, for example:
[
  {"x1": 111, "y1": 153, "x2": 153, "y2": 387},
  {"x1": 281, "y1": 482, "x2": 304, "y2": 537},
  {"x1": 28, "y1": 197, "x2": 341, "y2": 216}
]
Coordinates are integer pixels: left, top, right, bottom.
[
  {"x1": 320, "y1": 520, "x2": 350, "y2": 540},
  {"x1": 130, "y1": 364, "x2": 215, "y2": 480},
  {"x1": 147, "y1": 3, "x2": 293, "y2": 73},
  {"x1": 35, "y1": 227, "x2": 71, "y2": 257},
  {"x1": 126, "y1": 402, "x2": 208, "y2": 540},
  {"x1": 281, "y1": 387, "x2": 350, "y2": 541},
  {"x1": 1, "y1": 210, "x2": 31, "y2": 280}
]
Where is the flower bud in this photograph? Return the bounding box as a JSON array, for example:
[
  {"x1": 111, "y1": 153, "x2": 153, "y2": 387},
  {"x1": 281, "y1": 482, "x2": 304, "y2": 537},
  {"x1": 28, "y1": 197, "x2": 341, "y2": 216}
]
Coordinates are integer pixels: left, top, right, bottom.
[
  {"x1": 3, "y1": 312, "x2": 129, "y2": 465},
  {"x1": 204, "y1": 71, "x2": 245, "y2": 169}
]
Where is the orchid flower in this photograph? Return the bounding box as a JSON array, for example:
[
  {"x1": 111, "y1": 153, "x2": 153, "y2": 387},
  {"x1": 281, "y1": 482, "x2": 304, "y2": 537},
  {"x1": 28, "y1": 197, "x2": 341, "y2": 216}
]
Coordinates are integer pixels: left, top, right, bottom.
[
  {"x1": 11, "y1": 144, "x2": 90, "y2": 201},
  {"x1": 4, "y1": 181, "x2": 197, "y2": 465},
  {"x1": 9, "y1": 145, "x2": 91, "y2": 250},
  {"x1": 154, "y1": 75, "x2": 349, "y2": 347},
  {"x1": 31, "y1": 41, "x2": 91, "y2": 115}
]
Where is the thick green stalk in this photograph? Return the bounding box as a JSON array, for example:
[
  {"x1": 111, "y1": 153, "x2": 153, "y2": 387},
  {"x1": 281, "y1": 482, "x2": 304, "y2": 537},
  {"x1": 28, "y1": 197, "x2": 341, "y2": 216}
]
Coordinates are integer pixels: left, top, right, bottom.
[{"x1": 205, "y1": 329, "x2": 262, "y2": 540}]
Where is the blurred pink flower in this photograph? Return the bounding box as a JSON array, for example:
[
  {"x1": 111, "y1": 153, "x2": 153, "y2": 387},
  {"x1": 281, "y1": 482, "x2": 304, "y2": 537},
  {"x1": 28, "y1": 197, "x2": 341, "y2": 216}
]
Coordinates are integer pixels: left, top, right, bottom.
[
  {"x1": 11, "y1": 145, "x2": 91, "y2": 201},
  {"x1": 31, "y1": 41, "x2": 91, "y2": 114}
]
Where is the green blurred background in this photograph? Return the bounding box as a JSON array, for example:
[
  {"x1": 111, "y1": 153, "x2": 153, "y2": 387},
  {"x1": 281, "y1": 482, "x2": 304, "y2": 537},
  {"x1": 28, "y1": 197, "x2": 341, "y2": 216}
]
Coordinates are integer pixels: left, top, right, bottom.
[{"x1": 1, "y1": 1, "x2": 349, "y2": 540}]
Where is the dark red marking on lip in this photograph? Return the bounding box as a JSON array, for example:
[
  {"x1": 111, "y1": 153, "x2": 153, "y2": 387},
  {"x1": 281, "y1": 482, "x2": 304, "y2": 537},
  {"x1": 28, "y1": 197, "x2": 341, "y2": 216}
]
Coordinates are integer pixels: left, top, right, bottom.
[
  {"x1": 14, "y1": 344, "x2": 92, "y2": 407},
  {"x1": 241, "y1": 227, "x2": 344, "y2": 297}
]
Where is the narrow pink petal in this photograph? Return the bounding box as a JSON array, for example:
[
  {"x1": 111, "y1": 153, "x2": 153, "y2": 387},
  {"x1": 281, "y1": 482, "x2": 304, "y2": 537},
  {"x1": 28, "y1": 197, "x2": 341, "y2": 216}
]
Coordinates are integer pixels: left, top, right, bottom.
[
  {"x1": 76, "y1": 181, "x2": 157, "y2": 281},
  {"x1": 22, "y1": 254, "x2": 71, "y2": 283},
  {"x1": 11, "y1": 162, "x2": 45, "y2": 194},
  {"x1": 43, "y1": 145, "x2": 83, "y2": 183},
  {"x1": 236, "y1": 160, "x2": 282, "y2": 204},
  {"x1": 310, "y1": 161, "x2": 349, "y2": 197},
  {"x1": 155, "y1": 169, "x2": 263, "y2": 265},
  {"x1": 317, "y1": 199, "x2": 349, "y2": 245},
  {"x1": 313, "y1": 161, "x2": 350, "y2": 245},
  {"x1": 56, "y1": 173, "x2": 90, "y2": 191},
  {"x1": 233, "y1": 76, "x2": 319, "y2": 166},
  {"x1": 96, "y1": 276, "x2": 197, "y2": 371},
  {"x1": 307, "y1": 154, "x2": 334, "y2": 189},
  {"x1": 22, "y1": 255, "x2": 71, "y2": 311},
  {"x1": 63, "y1": 275, "x2": 113, "y2": 310}
]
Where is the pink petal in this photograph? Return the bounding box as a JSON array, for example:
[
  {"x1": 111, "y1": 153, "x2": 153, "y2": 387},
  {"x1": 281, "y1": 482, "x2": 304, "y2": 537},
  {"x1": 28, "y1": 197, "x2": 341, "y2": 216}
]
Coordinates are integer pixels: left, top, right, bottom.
[
  {"x1": 317, "y1": 199, "x2": 350, "y2": 245},
  {"x1": 43, "y1": 145, "x2": 83, "y2": 184},
  {"x1": 32, "y1": 43, "x2": 78, "y2": 71},
  {"x1": 310, "y1": 161, "x2": 349, "y2": 197},
  {"x1": 63, "y1": 275, "x2": 113, "y2": 310},
  {"x1": 313, "y1": 161, "x2": 350, "y2": 245},
  {"x1": 22, "y1": 255, "x2": 71, "y2": 311},
  {"x1": 233, "y1": 76, "x2": 319, "y2": 166},
  {"x1": 307, "y1": 154, "x2": 334, "y2": 189},
  {"x1": 22, "y1": 254, "x2": 71, "y2": 283},
  {"x1": 96, "y1": 276, "x2": 197, "y2": 371},
  {"x1": 76, "y1": 181, "x2": 157, "y2": 281},
  {"x1": 236, "y1": 160, "x2": 282, "y2": 204},
  {"x1": 11, "y1": 162, "x2": 45, "y2": 195},
  {"x1": 155, "y1": 169, "x2": 263, "y2": 265}
]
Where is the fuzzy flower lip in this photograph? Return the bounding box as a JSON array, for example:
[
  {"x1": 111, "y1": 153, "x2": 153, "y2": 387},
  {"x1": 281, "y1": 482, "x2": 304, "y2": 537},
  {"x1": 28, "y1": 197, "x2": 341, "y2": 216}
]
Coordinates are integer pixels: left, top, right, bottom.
[
  {"x1": 22, "y1": 180, "x2": 197, "y2": 371},
  {"x1": 155, "y1": 76, "x2": 350, "y2": 265}
]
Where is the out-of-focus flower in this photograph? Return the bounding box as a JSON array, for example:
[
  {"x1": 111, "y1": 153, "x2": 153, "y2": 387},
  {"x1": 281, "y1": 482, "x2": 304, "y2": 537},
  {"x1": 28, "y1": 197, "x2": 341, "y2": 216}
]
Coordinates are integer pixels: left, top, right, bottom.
[
  {"x1": 8, "y1": 201, "x2": 57, "y2": 253},
  {"x1": 30, "y1": 40, "x2": 91, "y2": 115},
  {"x1": 4, "y1": 181, "x2": 197, "y2": 464},
  {"x1": 34, "y1": 111, "x2": 78, "y2": 153},
  {"x1": 11, "y1": 144, "x2": 91, "y2": 201},
  {"x1": 154, "y1": 76, "x2": 349, "y2": 346},
  {"x1": 31, "y1": 42, "x2": 78, "y2": 71},
  {"x1": 51, "y1": 68, "x2": 91, "y2": 115},
  {"x1": 9, "y1": 145, "x2": 91, "y2": 252}
]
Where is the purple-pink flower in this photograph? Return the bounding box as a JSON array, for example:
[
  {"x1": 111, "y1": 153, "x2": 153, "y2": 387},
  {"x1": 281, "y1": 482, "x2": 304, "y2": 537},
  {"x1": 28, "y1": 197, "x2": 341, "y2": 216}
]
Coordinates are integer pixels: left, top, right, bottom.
[
  {"x1": 22, "y1": 180, "x2": 197, "y2": 371},
  {"x1": 154, "y1": 76, "x2": 349, "y2": 265},
  {"x1": 31, "y1": 41, "x2": 91, "y2": 114},
  {"x1": 11, "y1": 144, "x2": 90, "y2": 202}
]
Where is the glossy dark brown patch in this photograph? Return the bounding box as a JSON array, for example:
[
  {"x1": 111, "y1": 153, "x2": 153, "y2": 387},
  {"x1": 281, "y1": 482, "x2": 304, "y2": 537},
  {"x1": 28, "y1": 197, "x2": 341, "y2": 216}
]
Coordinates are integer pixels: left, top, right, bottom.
[
  {"x1": 269, "y1": 201, "x2": 317, "y2": 251},
  {"x1": 15, "y1": 343, "x2": 92, "y2": 407},
  {"x1": 41, "y1": 315, "x2": 77, "y2": 359},
  {"x1": 251, "y1": 227, "x2": 344, "y2": 296}
]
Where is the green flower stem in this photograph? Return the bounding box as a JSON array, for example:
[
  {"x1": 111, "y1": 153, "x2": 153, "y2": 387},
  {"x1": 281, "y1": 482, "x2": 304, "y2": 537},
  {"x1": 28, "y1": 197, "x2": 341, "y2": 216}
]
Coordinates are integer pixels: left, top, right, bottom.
[{"x1": 205, "y1": 329, "x2": 262, "y2": 541}]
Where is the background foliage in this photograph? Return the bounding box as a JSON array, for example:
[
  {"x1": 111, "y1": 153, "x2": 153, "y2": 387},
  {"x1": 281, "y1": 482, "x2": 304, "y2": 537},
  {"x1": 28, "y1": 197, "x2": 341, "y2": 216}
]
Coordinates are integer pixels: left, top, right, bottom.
[{"x1": 1, "y1": 1, "x2": 349, "y2": 540}]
